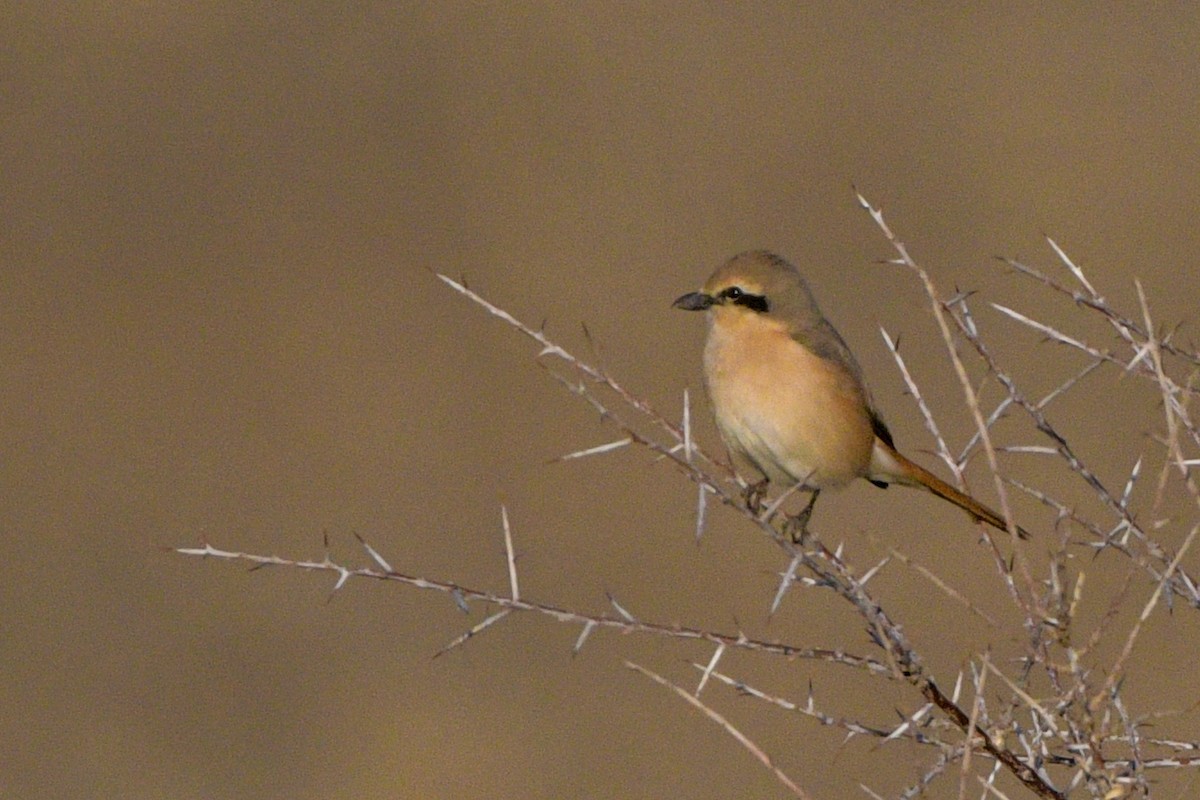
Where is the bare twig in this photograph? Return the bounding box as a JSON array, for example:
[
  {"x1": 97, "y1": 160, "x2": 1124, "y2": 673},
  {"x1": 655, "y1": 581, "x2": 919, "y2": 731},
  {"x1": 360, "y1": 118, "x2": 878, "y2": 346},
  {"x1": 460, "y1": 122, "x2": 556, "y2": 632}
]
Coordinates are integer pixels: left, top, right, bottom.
[
  {"x1": 627, "y1": 661, "x2": 816, "y2": 800},
  {"x1": 177, "y1": 219, "x2": 1200, "y2": 798}
]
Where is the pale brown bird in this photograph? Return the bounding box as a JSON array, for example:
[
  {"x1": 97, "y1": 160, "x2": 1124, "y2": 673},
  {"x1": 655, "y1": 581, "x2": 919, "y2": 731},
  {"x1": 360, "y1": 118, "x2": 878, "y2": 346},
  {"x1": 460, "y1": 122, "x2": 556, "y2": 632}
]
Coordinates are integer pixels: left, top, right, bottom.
[{"x1": 674, "y1": 250, "x2": 1027, "y2": 539}]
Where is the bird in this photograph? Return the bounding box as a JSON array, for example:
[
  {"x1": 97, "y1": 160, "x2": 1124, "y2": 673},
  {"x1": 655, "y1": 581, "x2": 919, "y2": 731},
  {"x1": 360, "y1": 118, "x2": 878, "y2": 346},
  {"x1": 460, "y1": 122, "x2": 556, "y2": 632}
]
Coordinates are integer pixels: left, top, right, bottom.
[{"x1": 673, "y1": 250, "x2": 1027, "y2": 539}]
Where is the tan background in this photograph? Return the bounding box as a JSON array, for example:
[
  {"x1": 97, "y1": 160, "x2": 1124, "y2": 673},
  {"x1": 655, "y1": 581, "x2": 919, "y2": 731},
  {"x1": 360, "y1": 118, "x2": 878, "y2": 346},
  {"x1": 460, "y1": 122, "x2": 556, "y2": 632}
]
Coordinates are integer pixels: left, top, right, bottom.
[{"x1": 4, "y1": 4, "x2": 1200, "y2": 798}]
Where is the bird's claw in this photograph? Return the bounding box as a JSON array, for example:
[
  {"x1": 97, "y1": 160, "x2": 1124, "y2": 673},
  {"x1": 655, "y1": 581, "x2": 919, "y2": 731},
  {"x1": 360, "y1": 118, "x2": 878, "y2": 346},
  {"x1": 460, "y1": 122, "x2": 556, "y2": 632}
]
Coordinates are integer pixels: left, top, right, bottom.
[
  {"x1": 784, "y1": 506, "x2": 813, "y2": 543},
  {"x1": 784, "y1": 491, "x2": 820, "y2": 543},
  {"x1": 743, "y1": 479, "x2": 770, "y2": 515}
]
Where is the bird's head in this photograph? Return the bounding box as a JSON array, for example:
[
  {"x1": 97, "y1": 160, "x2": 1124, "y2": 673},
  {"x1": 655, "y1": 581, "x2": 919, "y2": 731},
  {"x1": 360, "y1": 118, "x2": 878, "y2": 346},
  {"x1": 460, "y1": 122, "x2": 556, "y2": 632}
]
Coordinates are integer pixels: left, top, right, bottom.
[{"x1": 673, "y1": 250, "x2": 820, "y2": 324}]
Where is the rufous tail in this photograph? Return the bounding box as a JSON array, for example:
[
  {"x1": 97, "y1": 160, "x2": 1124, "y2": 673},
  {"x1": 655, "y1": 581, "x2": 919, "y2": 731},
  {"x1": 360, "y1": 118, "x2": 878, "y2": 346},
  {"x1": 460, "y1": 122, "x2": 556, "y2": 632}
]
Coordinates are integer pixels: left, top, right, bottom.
[{"x1": 882, "y1": 444, "x2": 1029, "y2": 539}]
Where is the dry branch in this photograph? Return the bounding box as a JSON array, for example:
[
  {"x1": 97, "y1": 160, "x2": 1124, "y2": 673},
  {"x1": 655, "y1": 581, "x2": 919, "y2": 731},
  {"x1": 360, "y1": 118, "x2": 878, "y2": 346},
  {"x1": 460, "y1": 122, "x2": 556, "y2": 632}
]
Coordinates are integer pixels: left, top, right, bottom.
[{"x1": 177, "y1": 197, "x2": 1200, "y2": 798}]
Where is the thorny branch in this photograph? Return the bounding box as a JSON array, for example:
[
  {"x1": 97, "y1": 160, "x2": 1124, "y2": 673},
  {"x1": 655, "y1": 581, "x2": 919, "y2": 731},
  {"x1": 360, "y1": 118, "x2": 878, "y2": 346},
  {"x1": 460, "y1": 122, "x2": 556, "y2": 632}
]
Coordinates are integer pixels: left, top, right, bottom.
[
  {"x1": 177, "y1": 540, "x2": 890, "y2": 674},
  {"x1": 178, "y1": 200, "x2": 1200, "y2": 798}
]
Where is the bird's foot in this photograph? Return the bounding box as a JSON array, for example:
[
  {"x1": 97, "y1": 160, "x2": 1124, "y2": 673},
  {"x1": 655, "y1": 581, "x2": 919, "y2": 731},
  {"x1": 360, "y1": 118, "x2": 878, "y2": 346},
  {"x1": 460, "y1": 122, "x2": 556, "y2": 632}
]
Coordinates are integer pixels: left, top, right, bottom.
[
  {"x1": 783, "y1": 508, "x2": 813, "y2": 543},
  {"x1": 743, "y1": 479, "x2": 770, "y2": 515},
  {"x1": 784, "y1": 491, "x2": 820, "y2": 543}
]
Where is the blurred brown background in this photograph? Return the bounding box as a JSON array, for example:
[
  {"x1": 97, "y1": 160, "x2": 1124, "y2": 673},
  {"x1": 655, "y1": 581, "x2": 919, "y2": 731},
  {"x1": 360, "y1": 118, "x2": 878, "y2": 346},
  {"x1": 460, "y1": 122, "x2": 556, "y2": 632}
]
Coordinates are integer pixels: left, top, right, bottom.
[{"x1": 4, "y1": 4, "x2": 1200, "y2": 798}]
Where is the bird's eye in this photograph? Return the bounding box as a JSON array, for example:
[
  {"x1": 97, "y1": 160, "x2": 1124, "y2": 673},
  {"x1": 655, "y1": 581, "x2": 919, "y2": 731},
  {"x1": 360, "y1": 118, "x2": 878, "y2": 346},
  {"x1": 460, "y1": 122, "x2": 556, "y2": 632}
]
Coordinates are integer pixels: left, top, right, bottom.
[{"x1": 722, "y1": 285, "x2": 769, "y2": 313}]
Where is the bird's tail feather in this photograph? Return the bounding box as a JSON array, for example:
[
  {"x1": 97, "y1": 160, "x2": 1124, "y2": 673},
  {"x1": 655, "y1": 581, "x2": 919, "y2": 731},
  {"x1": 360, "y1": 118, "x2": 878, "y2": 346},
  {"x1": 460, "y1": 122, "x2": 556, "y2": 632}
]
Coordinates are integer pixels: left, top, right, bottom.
[{"x1": 879, "y1": 443, "x2": 1029, "y2": 539}]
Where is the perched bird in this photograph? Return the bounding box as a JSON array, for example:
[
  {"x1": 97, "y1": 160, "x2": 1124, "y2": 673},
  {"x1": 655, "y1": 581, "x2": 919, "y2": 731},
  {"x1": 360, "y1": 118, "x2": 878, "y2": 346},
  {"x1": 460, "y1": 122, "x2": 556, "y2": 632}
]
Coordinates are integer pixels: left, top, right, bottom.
[{"x1": 674, "y1": 250, "x2": 1027, "y2": 539}]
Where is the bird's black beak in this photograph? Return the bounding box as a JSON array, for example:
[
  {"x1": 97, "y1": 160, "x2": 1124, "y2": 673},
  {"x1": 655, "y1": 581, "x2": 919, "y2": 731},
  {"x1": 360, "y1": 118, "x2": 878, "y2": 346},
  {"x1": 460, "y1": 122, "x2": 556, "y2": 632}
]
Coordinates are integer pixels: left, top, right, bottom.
[{"x1": 672, "y1": 291, "x2": 713, "y2": 311}]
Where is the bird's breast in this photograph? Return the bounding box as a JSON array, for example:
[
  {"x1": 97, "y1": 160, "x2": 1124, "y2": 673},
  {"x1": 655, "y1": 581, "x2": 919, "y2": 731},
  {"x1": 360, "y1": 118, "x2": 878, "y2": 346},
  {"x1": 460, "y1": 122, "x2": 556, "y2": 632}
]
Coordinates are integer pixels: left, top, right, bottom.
[{"x1": 703, "y1": 315, "x2": 876, "y2": 489}]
